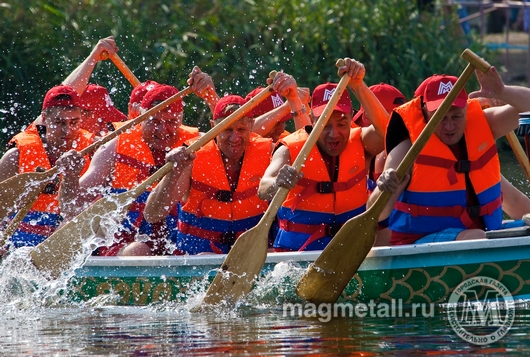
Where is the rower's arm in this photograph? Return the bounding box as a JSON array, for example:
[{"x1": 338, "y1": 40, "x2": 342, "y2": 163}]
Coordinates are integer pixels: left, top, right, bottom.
[
  {"x1": 252, "y1": 102, "x2": 292, "y2": 137},
  {"x1": 350, "y1": 81, "x2": 388, "y2": 138},
  {"x1": 58, "y1": 140, "x2": 117, "y2": 220},
  {"x1": 144, "y1": 147, "x2": 194, "y2": 223},
  {"x1": 471, "y1": 66, "x2": 530, "y2": 139},
  {"x1": 187, "y1": 66, "x2": 220, "y2": 115},
  {"x1": 62, "y1": 36, "x2": 118, "y2": 95},
  {"x1": 367, "y1": 139, "x2": 411, "y2": 221},
  {"x1": 258, "y1": 145, "x2": 297, "y2": 200},
  {"x1": 0, "y1": 148, "x2": 20, "y2": 183}
]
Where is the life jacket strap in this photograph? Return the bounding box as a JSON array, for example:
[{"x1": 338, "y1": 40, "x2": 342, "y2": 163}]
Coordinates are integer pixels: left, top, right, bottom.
[{"x1": 278, "y1": 219, "x2": 342, "y2": 251}]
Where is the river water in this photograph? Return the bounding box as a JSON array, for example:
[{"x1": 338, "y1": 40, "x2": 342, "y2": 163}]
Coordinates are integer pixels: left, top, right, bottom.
[{"x1": 1, "y1": 151, "x2": 529, "y2": 356}]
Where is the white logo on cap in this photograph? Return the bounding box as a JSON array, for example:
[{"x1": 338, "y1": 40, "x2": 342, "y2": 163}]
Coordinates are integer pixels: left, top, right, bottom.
[
  {"x1": 323, "y1": 88, "x2": 335, "y2": 101},
  {"x1": 438, "y1": 81, "x2": 454, "y2": 95},
  {"x1": 271, "y1": 94, "x2": 284, "y2": 108}
]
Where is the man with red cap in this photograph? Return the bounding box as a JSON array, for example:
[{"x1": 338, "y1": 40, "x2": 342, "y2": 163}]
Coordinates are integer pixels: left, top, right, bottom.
[
  {"x1": 144, "y1": 94, "x2": 273, "y2": 254},
  {"x1": 246, "y1": 85, "x2": 311, "y2": 143},
  {"x1": 257, "y1": 59, "x2": 389, "y2": 251},
  {"x1": 79, "y1": 83, "x2": 127, "y2": 136},
  {"x1": 0, "y1": 85, "x2": 93, "y2": 248},
  {"x1": 371, "y1": 67, "x2": 530, "y2": 245},
  {"x1": 59, "y1": 70, "x2": 218, "y2": 256},
  {"x1": 128, "y1": 80, "x2": 159, "y2": 119}
]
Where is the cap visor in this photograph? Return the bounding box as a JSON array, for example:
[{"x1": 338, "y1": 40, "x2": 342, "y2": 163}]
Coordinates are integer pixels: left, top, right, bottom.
[
  {"x1": 312, "y1": 103, "x2": 351, "y2": 117},
  {"x1": 425, "y1": 96, "x2": 467, "y2": 112}
]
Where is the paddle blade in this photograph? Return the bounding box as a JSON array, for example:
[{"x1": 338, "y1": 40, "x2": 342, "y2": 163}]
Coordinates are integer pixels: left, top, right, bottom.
[
  {"x1": 198, "y1": 226, "x2": 269, "y2": 307},
  {"x1": 30, "y1": 191, "x2": 135, "y2": 278},
  {"x1": 295, "y1": 212, "x2": 378, "y2": 304},
  {"x1": 0, "y1": 171, "x2": 56, "y2": 221}
]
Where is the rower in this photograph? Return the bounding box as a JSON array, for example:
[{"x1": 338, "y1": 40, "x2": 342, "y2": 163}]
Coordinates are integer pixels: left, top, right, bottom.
[
  {"x1": 372, "y1": 67, "x2": 530, "y2": 245},
  {"x1": 0, "y1": 85, "x2": 93, "y2": 249},
  {"x1": 57, "y1": 68, "x2": 219, "y2": 256},
  {"x1": 144, "y1": 94, "x2": 276, "y2": 255},
  {"x1": 258, "y1": 58, "x2": 388, "y2": 251}
]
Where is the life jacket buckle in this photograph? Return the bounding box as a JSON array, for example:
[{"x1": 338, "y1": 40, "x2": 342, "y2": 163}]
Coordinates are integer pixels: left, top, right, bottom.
[
  {"x1": 219, "y1": 231, "x2": 237, "y2": 246},
  {"x1": 149, "y1": 165, "x2": 162, "y2": 176},
  {"x1": 325, "y1": 223, "x2": 342, "y2": 237},
  {"x1": 42, "y1": 183, "x2": 58, "y2": 195},
  {"x1": 316, "y1": 181, "x2": 333, "y2": 194},
  {"x1": 216, "y1": 190, "x2": 233, "y2": 202},
  {"x1": 467, "y1": 205, "x2": 481, "y2": 218},
  {"x1": 455, "y1": 160, "x2": 471, "y2": 173}
]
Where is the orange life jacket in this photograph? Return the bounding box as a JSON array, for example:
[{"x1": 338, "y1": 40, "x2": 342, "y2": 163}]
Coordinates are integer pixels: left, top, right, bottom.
[
  {"x1": 8, "y1": 125, "x2": 93, "y2": 247},
  {"x1": 174, "y1": 134, "x2": 272, "y2": 254},
  {"x1": 274, "y1": 127, "x2": 368, "y2": 251},
  {"x1": 99, "y1": 124, "x2": 200, "y2": 255},
  {"x1": 389, "y1": 97, "x2": 502, "y2": 244}
]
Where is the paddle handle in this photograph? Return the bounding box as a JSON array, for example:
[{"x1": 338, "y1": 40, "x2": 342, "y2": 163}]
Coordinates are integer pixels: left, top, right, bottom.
[
  {"x1": 371, "y1": 49, "x2": 491, "y2": 215},
  {"x1": 506, "y1": 131, "x2": 530, "y2": 182},
  {"x1": 101, "y1": 51, "x2": 141, "y2": 87},
  {"x1": 79, "y1": 87, "x2": 193, "y2": 157}
]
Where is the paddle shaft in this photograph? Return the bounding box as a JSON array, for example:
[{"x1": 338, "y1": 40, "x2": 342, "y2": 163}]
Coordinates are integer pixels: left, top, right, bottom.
[
  {"x1": 0, "y1": 88, "x2": 193, "y2": 246},
  {"x1": 198, "y1": 64, "x2": 351, "y2": 307},
  {"x1": 296, "y1": 49, "x2": 492, "y2": 304},
  {"x1": 506, "y1": 131, "x2": 530, "y2": 182},
  {"x1": 101, "y1": 51, "x2": 141, "y2": 87}
]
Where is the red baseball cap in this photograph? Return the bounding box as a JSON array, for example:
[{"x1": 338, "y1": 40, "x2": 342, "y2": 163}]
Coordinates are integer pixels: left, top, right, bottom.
[
  {"x1": 311, "y1": 82, "x2": 352, "y2": 117},
  {"x1": 413, "y1": 76, "x2": 435, "y2": 98},
  {"x1": 141, "y1": 84, "x2": 183, "y2": 114},
  {"x1": 129, "y1": 80, "x2": 159, "y2": 105},
  {"x1": 422, "y1": 74, "x2": 468, "y2": 111},
  {"x1": 245, "y1": 87, "x2": 291, "y2": 122},
  {"x1": 80, "y1": 84, "x2": 127, "y2": 123},
  {"x1": 42, "y1": 85, "x2": 81, "y2": 110},
  {"x1": 353, "y1": 83, "x2": 406, "y2": 127},
  {"x1": 213, "y1": 95, "x2": 247, "y2": 120}
]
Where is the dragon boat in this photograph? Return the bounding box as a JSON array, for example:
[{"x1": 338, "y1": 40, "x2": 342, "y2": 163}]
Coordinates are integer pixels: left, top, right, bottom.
[{"x1": 68, "y1": 228, "x2": 530, "y2": 306}]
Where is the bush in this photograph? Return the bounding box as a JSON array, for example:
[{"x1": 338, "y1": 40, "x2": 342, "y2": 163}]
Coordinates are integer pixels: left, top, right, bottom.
[{"x1": 0, "y1": 0, "x2": 487, "y2": 150}]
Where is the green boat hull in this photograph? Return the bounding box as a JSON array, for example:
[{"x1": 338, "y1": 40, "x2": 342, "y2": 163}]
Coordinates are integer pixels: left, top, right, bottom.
[{"x1": 69, "y1": 236, "x2": 530, "y2": 306}]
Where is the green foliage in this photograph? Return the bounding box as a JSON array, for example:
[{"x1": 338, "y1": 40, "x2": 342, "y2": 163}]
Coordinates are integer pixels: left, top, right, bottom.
[{"x1": 0, "y1": 0, "x2": 487, "y2": 150}]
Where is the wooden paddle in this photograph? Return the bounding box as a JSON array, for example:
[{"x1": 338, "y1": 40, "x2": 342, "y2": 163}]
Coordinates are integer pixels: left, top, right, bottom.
[
  {"x1": 506, "y1": 131, "x2": 530, "y2": 182},
  {"x1": 0, "y1": 87, "x2": 193, "y2": 245},
  {"x1": 105, "y1": 52, "x2": 142, "y2": 87},
  {"x1": 295, "y1": 49, "x2": 492, "y2": 304},
  {"x1": 197, "y1": 61, "x2": 350, "y2": 308},
  {"x1": 30, "y1": 79, "x2": 276, "y2": 279}
]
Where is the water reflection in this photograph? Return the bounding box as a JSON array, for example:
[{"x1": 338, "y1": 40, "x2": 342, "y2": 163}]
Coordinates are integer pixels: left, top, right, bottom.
[{"x1": 2, "y1": 303, "x2": 530, "y2": 355}]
